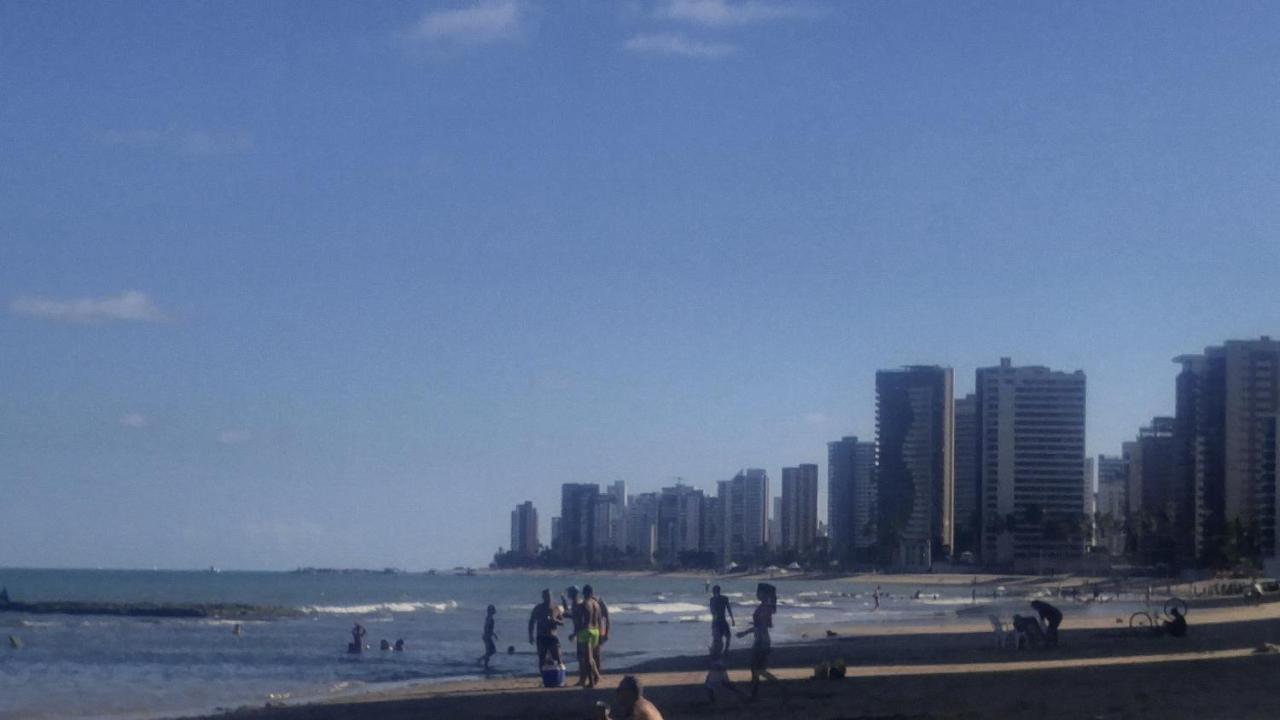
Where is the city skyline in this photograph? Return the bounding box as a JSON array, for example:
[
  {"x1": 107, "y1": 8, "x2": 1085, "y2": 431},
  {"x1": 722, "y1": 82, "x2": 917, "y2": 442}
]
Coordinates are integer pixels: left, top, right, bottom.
[{"x1": 5, "y1": 2, "x2": 1280, "y2": 571}]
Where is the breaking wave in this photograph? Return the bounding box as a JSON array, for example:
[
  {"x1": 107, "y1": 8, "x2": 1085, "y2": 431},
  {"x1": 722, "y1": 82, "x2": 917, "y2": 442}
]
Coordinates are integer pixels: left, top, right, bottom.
[{"x1": 303, "y1": 600, "x2": 458, "y2": 615}]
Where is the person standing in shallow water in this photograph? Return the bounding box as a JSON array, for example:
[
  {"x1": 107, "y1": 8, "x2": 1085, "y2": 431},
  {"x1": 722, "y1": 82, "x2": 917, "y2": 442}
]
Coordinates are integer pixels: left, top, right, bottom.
[
  {"x1": 349, "y1": 622, "x2": 366, "y2": 654},
  {"x1": 480, "y1": 604, "x2": 498, "y2": 670},
  {"x1": 709, "y1": 585, "x2": 735, "y2": 652}
]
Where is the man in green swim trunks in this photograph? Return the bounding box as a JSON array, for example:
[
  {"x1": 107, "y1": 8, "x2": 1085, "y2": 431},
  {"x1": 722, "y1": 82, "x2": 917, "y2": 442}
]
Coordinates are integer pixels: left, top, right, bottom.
[
  {"x1": 581, "y1": 584, "x2": 604, "y2": 681},
  {"x1": 567, "y1": 585, "x2": 603, "y2": 687}
]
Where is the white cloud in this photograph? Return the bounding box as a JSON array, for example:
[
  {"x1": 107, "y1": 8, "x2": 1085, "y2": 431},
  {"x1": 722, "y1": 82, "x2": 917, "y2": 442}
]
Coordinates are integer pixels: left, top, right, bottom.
[
  {"x1": 803, "y1": 412, "x2": 828, "y2": 427},
  {"x1": 102, "y1": 128, "x2": 253, "y2": 156},
  {"x1": 120, "y1": 413, "x2": 148, "y2": 428},
  {"x1": 658, "y1": 0, "x2": 819, "y2": 26},
  {"x1": 216, "y1": 429, "x2": 252, "y2": 446},
  {"x1": 10, "y1": 291, "x2": 166, "y2": 323},
  {"x1": 409, "y1": 1, "x2": 522, "y2": 44},
  {"x1": 625, "y1": 32, "x2": 736, "y2": 58}
]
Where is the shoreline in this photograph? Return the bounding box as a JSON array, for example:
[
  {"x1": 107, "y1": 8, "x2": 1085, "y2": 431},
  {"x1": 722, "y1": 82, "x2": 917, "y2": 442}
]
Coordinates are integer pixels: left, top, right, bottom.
[{"x1": 179, "y1": 595, "x2": 1280, "y2": 719}]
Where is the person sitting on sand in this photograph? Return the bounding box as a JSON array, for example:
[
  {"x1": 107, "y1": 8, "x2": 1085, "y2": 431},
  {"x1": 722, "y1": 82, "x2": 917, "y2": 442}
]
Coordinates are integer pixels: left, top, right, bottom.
[
  {"x1": 737, "y1": 583, "x2": 781, "y2": 700},
  {"x1": 1163, "y1": 607, "x2": 1188, "y2": 638},
  {"x1": 1030, "y1": 600, "x2": 1063, "y2": 647},
  {"x1": 528, "y1": 589, "x2": 563, "y2": 670},
  {"x1": 594, "y1": 675, "x2": 664, "y2": 720},
  {"x1": 480, "y1": 604, "x2": 498, "y2": 670},
  {"x1": 349, "y1": 622, "x2": 367, "y2": 654},
  {"x1": 709, "y1": 585, "x2": 735, "y2": 652}
]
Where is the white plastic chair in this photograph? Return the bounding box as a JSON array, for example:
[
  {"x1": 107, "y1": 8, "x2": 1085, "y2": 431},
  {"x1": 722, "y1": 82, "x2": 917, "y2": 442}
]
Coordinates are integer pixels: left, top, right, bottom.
[{"x1": 988, "y1": 615, "x2": 1016, "y2": 649}]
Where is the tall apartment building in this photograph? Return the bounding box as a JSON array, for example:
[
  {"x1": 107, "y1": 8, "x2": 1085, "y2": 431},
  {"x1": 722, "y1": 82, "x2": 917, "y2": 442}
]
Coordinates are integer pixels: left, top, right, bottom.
[
  {"x1": 827, "y1": 436, "x2": 877, "y2": 560},
  {"x1": 780, "y1": 464, "x2": 819, "y2": 553},
  {"x1": 626, "y1": 492, "x2": 659, "y2": 564},
  {"x1": 657, "y1": 484, "x2": 704, "y2": 565},
  {"x1": 953, "y1": 394, "x2": 980, "y2": 557},
  {"x1": 559, "y1": 483, "x2": 600, "y2": 566},
  {"x1": 876, "y1": 366, "x2": 954, "y2": 567},
  {"x1": 510, "y1": 501, "x2": 539, "y2": 558},
  {"x1": 1096, "y1": 454, "x2": 1127, "y2": 555},
  {"x1": 718, "y1": 469, "x2": 769, "y2": 565},
  {"x1": 768, "y1": 497, "x2": 781, "y2": 550},
  {"x1": 700, "y1": 495, "x2": 722, "y2": 562},
  {"x1": 1175, "y1": 337, "x2": 1280, "y2": 565},
  {"x1": 1125, "y1": 417, "x2": 1180, "y2": 565},
  {"x1": 976, "y1": 358, "x2": 1087, "y2": 567}
]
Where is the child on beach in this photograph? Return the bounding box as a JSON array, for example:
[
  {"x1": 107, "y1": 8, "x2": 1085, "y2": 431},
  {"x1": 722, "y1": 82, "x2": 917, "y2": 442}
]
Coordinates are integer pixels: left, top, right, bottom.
[
  {"x1": 703, "y1": 636, "x2": 745, "y2": 706},
  {"x1": 481, "y1": 604, "x2": 498, "y2": 670}
]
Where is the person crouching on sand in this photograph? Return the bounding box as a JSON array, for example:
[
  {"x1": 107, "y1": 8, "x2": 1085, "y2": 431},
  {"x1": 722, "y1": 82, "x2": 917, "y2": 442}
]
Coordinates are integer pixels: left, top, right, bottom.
[{"x1": 737, "y1": 582, "x2": 781, "y2": 700}]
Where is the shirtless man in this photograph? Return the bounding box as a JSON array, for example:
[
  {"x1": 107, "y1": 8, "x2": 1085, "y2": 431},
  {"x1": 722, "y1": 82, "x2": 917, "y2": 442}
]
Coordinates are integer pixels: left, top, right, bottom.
[
  {"x1": 528, "y1": 589, "x2": 563, "y2": 670},
  {"x1": 708, "y1": 585, "x2": 735, "y2": 652},
  {"x1": 574, "y1": 585, "x2": 604, "y2": 687},
  {"x1": 594, "y1": 675, "x2": 664, "y2": 720}
]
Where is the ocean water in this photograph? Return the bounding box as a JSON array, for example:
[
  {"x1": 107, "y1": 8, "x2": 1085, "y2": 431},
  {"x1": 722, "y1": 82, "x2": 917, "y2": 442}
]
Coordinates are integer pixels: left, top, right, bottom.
[{"x1": 0, "y1": 568, "x2": 1118, "y2": 720}]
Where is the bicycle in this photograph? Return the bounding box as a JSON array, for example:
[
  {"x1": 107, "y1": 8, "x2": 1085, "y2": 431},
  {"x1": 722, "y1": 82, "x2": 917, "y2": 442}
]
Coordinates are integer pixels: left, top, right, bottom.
[{"x1": 1129, "y1": 596, "x2": 1189, "y2": 636}]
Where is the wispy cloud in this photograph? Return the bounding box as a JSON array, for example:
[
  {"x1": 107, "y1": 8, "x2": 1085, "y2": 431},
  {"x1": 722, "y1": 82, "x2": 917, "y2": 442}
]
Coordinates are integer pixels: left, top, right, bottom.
[
  {"x1": 657, "y1": 0, "x2": 820, "y2": 26},
  {"x1": 409, "y1": 1, "x2": 522, "y2": 44},
  {"x1": 216, "y1": 429, "x2": 252, "y2": 446},
  {"x1": 10, "y1": 291, "x2": 166, "y2": 323},
  {"x1": 102, "y1": 128, "x2": 253, "y2": 156},
  {"x1": 120, "y1": 413, "x2": 148, "y2": 428},
  {"x1": 625, "y1": 32, "x2": 736, "y2": 58},
  {"x1": 803, "y1": 412, "x2": 828, "y2": 427}
]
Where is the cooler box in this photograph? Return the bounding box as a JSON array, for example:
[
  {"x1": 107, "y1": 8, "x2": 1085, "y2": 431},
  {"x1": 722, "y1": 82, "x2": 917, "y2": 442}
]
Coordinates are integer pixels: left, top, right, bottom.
[{"x1": 541, "y1": 665, "x2": 566, "y2": 688}]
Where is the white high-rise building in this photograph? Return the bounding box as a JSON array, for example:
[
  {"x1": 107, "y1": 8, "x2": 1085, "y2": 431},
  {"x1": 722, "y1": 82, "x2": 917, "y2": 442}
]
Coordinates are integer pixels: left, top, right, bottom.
[
  {"x1": 977, "y1": 358, "x2": 1087, "y2": 567},
  {"x1": 718, "y1": 469, "x2": 769, "y2": 565}
]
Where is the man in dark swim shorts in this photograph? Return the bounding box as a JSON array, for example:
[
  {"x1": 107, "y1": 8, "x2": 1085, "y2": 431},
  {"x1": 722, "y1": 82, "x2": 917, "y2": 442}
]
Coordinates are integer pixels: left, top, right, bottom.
[{"x1": 709, "y1": 585, "x2": 735, "y2": 651}]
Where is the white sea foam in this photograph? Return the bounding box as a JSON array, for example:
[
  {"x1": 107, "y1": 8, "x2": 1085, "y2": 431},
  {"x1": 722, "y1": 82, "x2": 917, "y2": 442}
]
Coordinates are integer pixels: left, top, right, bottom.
[
  {"x1": 303, "y1": 600, "x2": 458, "y2": 615},
  {"x1": 788, "y1": 613, "x2": 816, "y2": 620},
  {"x1": 610, "y1": 601, "x2": 706, "y2": 615}
]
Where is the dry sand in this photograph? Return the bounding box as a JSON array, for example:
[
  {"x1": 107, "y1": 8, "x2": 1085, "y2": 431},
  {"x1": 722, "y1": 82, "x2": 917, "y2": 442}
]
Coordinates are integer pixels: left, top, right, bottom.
[{"x1": 185, "y1": 599, "x2": 1280, "y2": 720}]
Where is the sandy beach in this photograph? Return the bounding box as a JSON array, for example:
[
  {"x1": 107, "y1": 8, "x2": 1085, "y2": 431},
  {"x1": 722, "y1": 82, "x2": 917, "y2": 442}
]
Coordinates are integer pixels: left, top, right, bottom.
[{"x1": 184, "y1": 596, "x2": 1280, "y2": 720}]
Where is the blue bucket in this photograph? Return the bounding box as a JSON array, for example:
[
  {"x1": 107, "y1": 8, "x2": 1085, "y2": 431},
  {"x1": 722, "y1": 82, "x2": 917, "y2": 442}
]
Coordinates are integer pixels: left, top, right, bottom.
[{"x1": 541, "y1": 666, "x2": 566, "y2": 688}]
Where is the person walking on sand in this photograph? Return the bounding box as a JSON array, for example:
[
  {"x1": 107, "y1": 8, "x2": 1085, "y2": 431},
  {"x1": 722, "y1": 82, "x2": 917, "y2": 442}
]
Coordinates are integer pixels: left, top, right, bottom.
[
  {"x1": 709, "y1": 585, "x2": 735, "y2": 652},
  {"x1": 737, "y1": 582, "x2": 781, "y2": 700},
  {"x1": 528, "y1": 589, "x2": 563, "y2": 670},
  {"x1": 480, "y1": 604, "x2": 498, "y2": 670},
  {"x1": 873, "y1": 585, "x2": 881, "y2": 610}
]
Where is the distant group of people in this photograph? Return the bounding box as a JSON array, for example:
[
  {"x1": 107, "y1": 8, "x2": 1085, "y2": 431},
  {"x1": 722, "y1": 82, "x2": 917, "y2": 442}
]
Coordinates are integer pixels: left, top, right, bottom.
[{"x1": 346, "y1": 623, "x2": 403, "y2": 654}]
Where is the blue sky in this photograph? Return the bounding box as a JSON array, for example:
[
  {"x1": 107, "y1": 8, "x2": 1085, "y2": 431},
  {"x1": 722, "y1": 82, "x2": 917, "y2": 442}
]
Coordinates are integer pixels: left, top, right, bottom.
[{"x1": 2, "y1": 0, "x2": 1278, "y2": 570}]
